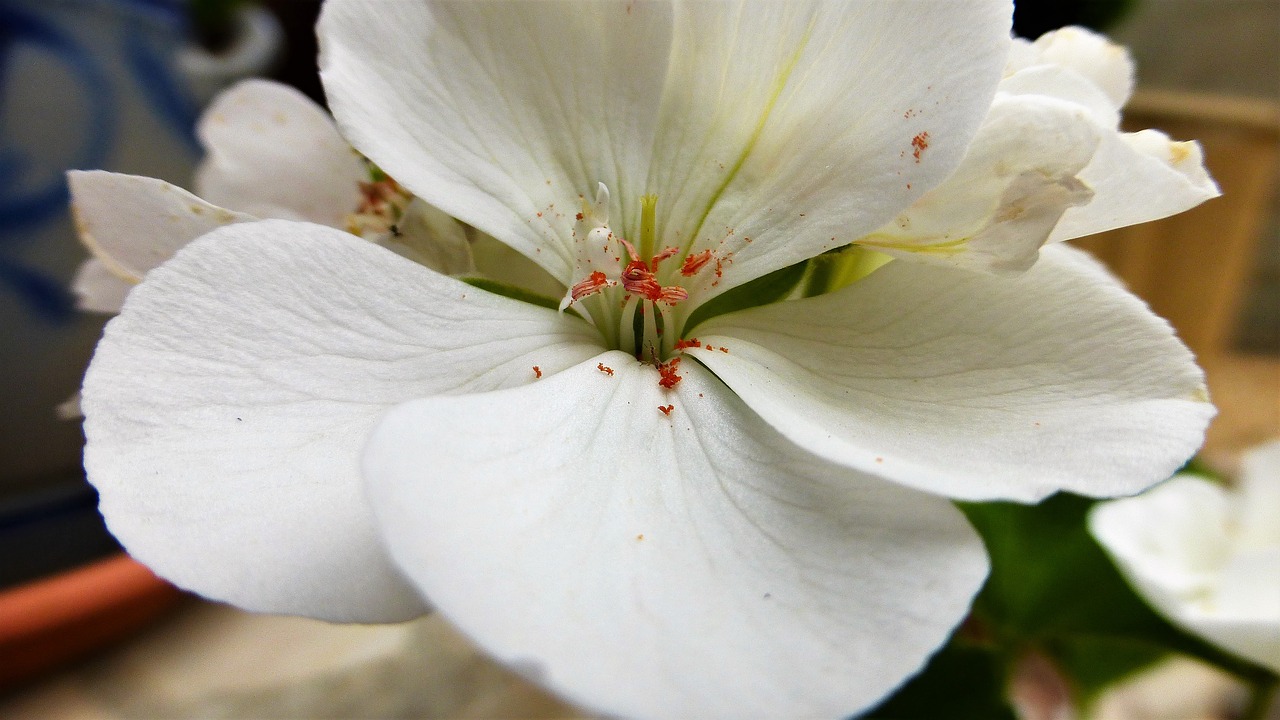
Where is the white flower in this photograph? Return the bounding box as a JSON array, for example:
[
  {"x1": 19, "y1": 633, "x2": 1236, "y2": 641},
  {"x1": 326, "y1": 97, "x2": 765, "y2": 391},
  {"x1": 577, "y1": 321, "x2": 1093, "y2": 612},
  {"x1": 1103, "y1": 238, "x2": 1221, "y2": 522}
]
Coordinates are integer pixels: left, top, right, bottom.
[
  {"x1": 79, "y1": 2, "x2": 1217, "y2": 717},
  {"x1": 1090, "y1": 441, "x2": 1280, "y2": 674},
  {"x1": 68, "y1": 80, "x2": 481, "y2": 314}
]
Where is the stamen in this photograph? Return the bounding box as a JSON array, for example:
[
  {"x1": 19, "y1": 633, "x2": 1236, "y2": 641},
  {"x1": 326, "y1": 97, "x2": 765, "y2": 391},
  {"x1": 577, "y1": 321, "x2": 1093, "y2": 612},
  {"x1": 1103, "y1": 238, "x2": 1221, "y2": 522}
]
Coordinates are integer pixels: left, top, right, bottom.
[
  {"x1": 649, "y1": 246, "x2": 679, "y2": 272},
  {"x1": 680, "y1": 249, "x2": 713, "y2": 276},
  {"x1": 562, "y1": 270, "x2": 613, "y2": 311},
  {"x1": 622, "y1": 261, "x2": 663, "y2": 301}
]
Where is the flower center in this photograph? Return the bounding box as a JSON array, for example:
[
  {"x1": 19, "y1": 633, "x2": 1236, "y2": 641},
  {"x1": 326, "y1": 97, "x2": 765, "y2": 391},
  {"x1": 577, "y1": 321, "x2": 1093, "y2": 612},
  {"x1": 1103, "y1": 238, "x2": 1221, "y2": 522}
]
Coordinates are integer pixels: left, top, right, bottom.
[
  {"x1": 560, "y1": 185, "x2": 725, "y2": 363},
  {"x1": 346, "y1": 165, "x2": 412, "y2": 238}
]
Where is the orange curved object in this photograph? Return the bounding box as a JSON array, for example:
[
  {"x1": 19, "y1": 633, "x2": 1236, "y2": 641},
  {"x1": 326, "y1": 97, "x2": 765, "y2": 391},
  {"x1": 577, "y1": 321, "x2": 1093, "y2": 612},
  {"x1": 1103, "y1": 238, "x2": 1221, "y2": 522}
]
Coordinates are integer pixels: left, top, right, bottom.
[{"x1": 0, "y1": 554, "x2": 183, "y2": 692}]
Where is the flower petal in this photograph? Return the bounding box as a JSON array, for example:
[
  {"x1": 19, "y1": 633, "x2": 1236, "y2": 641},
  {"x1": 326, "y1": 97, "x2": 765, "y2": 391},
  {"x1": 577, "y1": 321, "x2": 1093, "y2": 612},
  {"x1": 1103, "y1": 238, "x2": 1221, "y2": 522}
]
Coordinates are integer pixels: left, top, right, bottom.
[
  {"x1": 319, "y1": 0, "x2": 676, "y2": 282},
  {"x1": 1006, "y1": 27, "x2": 1134, "y2": 111},
  {"x1": 1049, "y1": 128, "x2": 1218, "y2": 242},
  {"x1": 68, "y1": 170, "x2": 254, "y2": 281},
  {"x1": 1237, "y1": 440, "x2": 1280, "y2": 548},
  {"x1": 71, "y1": 258, "x2": 133, "y2": 314},
  {"x1": 993, "y1": 62, "x2": 1220, "y2": 244},
  {"x1": 1090, "y1": 476, "x2": 1280, "y2": 673},
  {"x1": 855, "y1": 94, "x2": 1098, "y2": 275},
  {"x1": 652, "y1": 0, "x2": 1013, "y2": 298},
  {"x1": 999, "y1": 63, "x2": 1120, "y2": 128},
  {"x1": 83, "y1": 220, "x2": 602, "y2": 621},
  {"x1": 320, "y1": 0, "x2": 1012, "y2": 295},
  {"x1": 194, "y1": 79, "x2": 366, "y2": 226},
  {"x1": 364, "y1": 355, "x2": 988, "y2": 718},
  {"x1": 375, "y1": 198, "x2": 476, "y2": 276},
  {"x1": 692, "y1": 244, "x2": 1213, "y2": 502}
]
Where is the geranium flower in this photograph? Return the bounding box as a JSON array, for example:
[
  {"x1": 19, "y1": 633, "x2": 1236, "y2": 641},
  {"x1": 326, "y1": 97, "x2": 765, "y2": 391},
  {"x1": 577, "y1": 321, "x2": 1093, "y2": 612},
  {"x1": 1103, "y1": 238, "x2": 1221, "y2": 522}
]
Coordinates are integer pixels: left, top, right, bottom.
[
  {"x1": 79, "y1": 2, "x2": 1217, "y2": 716},
  {"x1": 68, "y1": 79, "x2": 478, "y2": 315},
  {"x1": 1091, "y1": 441, "x2": 1280, "y2": 673}
]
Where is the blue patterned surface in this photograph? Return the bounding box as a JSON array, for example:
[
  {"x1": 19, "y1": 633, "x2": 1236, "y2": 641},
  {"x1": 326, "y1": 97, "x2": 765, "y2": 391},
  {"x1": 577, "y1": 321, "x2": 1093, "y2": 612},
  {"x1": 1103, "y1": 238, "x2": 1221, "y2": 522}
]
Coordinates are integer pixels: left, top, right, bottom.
[{"x1": 0, "y1": 0, "x2": 196, "y2": 321}]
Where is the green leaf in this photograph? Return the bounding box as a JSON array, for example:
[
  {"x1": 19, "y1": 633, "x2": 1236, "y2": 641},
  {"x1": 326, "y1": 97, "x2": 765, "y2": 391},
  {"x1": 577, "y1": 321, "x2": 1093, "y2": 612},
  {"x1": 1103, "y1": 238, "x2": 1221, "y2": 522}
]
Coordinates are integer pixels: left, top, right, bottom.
[
  {"x1": 862, "y1": 638, "x2": 1016, "y2": 720},
  {"x1": 682, "y1": 259, "x2": 807, "y2": 333}
]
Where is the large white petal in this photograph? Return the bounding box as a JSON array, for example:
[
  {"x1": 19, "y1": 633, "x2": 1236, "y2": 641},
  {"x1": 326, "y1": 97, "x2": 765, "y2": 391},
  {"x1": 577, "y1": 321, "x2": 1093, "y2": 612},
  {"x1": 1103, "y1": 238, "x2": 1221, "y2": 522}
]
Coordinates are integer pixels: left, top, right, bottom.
[
  {"x1": 68, "y1": 170, "x2": 254, "y2": 281},
  {"x1": 320, "y1": 0, "x2": 1011, "y2": 296},
  {"x1": 364, "y1": 355, "x2": 987, "y2": 718},
  {"x1": 83, "y1": 220, "x2": 602, "y2": 621},
  {"x1": 692, "y1": 244, "x2": 1213, "y2": 502},
  {"x1": 652, "y1": 0, "x2": 1012, "y2": 302},
  {"x1": 856, "y1": 93, "x2": 1097, "y2": 275},
  {"x1": 319, "y1": 0, "x2": 675, "y2": 282},
  {"x1": 194, "y1": 79, "x2": 366, "y2": 226}
]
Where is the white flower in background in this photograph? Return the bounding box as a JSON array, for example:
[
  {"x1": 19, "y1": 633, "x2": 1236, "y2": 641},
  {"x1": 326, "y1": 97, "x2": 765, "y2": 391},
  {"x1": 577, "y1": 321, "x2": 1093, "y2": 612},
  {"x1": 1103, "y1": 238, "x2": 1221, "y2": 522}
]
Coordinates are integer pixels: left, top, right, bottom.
[
  {"x1": 77, "y1": 1, "x2": 1218, "y2": 716},
  {"x1": 1091, "y1": 441, "x2": 1280, "y2": 674},
  {"x1": 68, "y1": 80, "x2": 483, "y2": 315}
]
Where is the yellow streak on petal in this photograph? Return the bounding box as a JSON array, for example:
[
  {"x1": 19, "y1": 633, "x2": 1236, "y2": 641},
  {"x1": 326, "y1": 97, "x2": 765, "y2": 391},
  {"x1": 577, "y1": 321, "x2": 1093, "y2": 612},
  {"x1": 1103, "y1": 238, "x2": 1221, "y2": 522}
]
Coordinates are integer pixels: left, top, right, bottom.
[
  {"x1": 682, "y1": 22, "x2": 814, "y2": 255},
  {"x1": 855, "y1": 233, "x2": 971, "y2": 258}
]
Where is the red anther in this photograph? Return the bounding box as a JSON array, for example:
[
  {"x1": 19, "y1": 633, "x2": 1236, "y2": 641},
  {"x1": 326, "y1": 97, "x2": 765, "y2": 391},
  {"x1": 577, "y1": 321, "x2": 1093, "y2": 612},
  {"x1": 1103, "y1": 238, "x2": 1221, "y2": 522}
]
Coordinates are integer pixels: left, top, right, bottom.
[
  {"x1": 657, "y1": 357, "x2": 682, "y2": 389},
  {"x1": 680, "y1": 249, "x2": 713, "y2": 276},
  {"x1": 532, "y1": 366, "x2": 542, "y2": 379},
  {"x1": 658, "y1": 404, "x2": 674, "y2": 416},
  {"x1": 570, "y1": 270, "x2": 611, "y2": 302},
  {"x1": 622, "y1": 261, "x2": 664, "y2": 302},
  {"x1": 658, "y1": 285, "x2": 689, "y2": 305},
  {"x1": 618, "y1": 237, "x2": 643, "y2": 263},
  {"x1": 674, "y1": 337, "x2": 702, "y2": 350},
  {"x1": 649, "y1": 246, "x2": 679, "y2": 271},
  {"x1": 597, "y1": 362, "x2": 614, "y2": 376}
]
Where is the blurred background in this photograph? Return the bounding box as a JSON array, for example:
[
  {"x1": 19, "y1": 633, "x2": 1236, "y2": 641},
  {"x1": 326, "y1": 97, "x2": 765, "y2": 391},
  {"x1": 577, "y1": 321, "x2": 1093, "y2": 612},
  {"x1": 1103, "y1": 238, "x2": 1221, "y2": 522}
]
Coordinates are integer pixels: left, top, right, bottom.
[{"x1": 0, "y1": 0, "x2": 1276, "y2": 717}]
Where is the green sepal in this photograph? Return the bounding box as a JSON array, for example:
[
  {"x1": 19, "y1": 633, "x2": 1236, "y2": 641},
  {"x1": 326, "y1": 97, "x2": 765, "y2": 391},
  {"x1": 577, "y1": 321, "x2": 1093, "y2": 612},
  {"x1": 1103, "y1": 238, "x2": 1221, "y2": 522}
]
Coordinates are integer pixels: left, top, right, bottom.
[
  {"x1": 682, "y1": 259, "x2": 807, "y2": 333},
  {"x1": 800, "y1": 245, "x2": 894, "y2": 298},
  {"x1": 461, "y1": 277, "x2": 566, "y2": 314}
]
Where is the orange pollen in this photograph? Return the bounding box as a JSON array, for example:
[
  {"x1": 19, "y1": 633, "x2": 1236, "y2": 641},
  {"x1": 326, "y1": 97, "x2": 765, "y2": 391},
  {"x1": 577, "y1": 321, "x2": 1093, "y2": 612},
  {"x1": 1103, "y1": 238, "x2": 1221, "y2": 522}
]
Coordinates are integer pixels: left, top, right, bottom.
[
  {"x1": 657, "y1": 357, "x2": 682, "y2": 389},
  {"x1": 532, "y1": 366, "x2": 542, "y2": 379},
  {"x1": 658, "y1": 404, "x2": 674, "y2": 416},
  {"x1": 674, "y1": 337, "x2": 701, "y2": 350},
  {"x1": 911, "y1": 131, "x2": 930, "y2": 162},
  {"x1": 597, "y1": 362, "x2": 614, "y2": 376}
]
